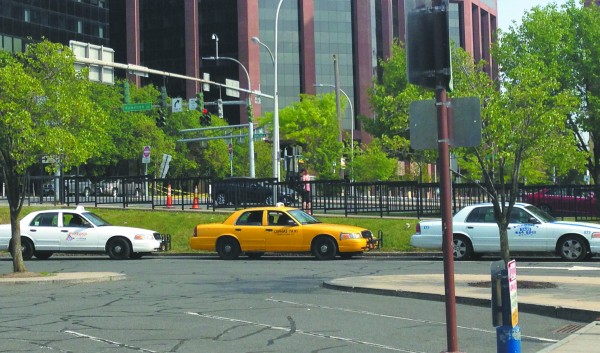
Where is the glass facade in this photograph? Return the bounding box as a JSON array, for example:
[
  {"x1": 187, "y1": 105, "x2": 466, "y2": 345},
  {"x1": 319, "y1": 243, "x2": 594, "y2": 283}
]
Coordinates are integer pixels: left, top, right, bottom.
[
  {"x1": 257, "y1": 0, "x2": 301, "y2": 114},
  {"x1": 314, "y1": 0, "x2": 355, "y2": 131},
  {"x1": 0, "y1": 0, "x2": 110, "y2": 53},
  {"x1": 449, "y1": 2, "x2": 461, "y2": 47}
]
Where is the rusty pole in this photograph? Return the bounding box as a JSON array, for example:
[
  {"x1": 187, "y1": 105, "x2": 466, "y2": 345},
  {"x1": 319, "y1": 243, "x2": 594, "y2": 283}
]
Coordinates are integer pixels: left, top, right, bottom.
[
  {"x1": 432, "y1": 0, "x2": 460, "y2": 352},
  {"x1": 436, "y1": 88, "x2": 459, "y2": 353}
]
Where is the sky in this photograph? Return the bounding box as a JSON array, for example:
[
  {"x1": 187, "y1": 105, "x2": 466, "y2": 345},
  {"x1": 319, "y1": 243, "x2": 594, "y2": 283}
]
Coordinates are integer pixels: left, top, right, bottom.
[{"x1": 497, "y1": 0, "x2": 570, "y2": 32}]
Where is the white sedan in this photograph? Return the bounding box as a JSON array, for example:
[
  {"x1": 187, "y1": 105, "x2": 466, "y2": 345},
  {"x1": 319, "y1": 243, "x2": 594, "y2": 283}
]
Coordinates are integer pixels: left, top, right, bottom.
[
  {"x1": 0, "y1": 206, "x2": 166, "y2": 260},
  {"x1": 410, "y1": 203, "x2": 600, "y2": 261}
]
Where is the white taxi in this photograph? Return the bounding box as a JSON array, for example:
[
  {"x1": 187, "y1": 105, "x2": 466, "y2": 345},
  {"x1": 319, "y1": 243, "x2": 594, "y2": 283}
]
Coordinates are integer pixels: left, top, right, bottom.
[
  {"x1": 0, "y1": 206, "x2": 166, "y2": 260},
  {"x1": 410, "y1": 203, "x2": 600, "y2": 261}
]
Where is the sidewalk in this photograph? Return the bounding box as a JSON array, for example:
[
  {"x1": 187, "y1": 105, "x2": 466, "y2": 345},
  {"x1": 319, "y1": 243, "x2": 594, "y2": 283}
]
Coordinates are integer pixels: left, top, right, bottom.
[{"x1": 324, "y1": 274, "x2": 600, "y2": 353}]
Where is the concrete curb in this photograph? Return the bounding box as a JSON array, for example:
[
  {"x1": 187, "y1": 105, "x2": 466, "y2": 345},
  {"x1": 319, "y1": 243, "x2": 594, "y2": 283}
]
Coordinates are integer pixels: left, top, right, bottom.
[{"x1": 0, "y1": 272, "x2": 126, "y2": 285}]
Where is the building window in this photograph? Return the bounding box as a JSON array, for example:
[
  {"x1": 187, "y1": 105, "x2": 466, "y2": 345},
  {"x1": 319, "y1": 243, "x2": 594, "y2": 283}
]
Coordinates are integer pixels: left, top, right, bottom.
[
  {"x1": 77, "y1": 20, "x2": 83, "y2": 34},
  {"x1": 99, "y1": 26, "x2": 104, "y2": 38},
  {"x1": 24, "y1": 9, "x2": 31, "y2": 22}
]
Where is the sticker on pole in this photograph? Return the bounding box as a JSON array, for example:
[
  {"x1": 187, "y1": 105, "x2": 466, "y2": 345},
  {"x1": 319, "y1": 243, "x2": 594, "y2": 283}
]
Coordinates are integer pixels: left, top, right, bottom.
[{"x1": 507, "y1": 260, "x2": 518, "y2": 326}]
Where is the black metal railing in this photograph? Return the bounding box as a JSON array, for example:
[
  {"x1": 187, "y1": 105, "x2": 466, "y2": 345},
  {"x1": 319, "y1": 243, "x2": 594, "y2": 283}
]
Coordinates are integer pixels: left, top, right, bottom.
[{"x1": 16, "y1": 176, "x2": 600, "y2": 220}]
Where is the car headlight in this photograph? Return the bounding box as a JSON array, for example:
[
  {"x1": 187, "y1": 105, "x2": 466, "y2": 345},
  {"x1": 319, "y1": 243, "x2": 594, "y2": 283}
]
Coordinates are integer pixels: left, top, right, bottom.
[
  {"x1": 134, "y1": 234, "x2": 151, "y2": 241},
  {"x1": 340, "y1": 232, "x2": 362, "y2": 240}
]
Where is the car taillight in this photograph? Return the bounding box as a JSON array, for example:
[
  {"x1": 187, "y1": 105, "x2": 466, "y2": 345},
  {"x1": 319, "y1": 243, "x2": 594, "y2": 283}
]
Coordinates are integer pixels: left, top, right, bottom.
[
  {"x1": 592, "y1": 232, "x2": 600, "y2": 239},
  {"x1": 415, "y1": 223, "x2": 421, "y2": 234}
]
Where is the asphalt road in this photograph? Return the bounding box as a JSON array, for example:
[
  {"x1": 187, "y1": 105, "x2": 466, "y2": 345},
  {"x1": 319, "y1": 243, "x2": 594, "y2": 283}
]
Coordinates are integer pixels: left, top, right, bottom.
[{"x1": 0, "y1": 255, "x2": 593, "y2": 353}]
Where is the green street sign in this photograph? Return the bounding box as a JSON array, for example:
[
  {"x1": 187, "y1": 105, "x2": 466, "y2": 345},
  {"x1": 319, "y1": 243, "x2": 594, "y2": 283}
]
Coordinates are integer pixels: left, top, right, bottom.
[{"x1": 123, "y1": 102, "x2": 152, "y2": 112}]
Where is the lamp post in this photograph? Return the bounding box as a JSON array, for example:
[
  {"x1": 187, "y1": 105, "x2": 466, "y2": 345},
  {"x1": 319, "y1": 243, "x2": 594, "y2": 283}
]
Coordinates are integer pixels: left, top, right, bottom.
[
  {"x1": 203, "y1": 34, "x2": 255, "y2": 177},
  {"x1": 251, "y1": 0, "x2": 283, "y2": 183},
  {"x1": 314, "y1": 83, "x2": 354, "y2": 178}
]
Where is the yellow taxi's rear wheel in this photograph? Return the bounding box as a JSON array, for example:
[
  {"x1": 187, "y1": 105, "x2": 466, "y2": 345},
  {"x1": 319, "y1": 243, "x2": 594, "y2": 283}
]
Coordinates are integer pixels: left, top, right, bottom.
[
  {"x1": 312, "y1": 236, "x2": 337, "y2": 260},
  {"x1": 217, "y1": 237, "x2": 240, "y2": 260}
]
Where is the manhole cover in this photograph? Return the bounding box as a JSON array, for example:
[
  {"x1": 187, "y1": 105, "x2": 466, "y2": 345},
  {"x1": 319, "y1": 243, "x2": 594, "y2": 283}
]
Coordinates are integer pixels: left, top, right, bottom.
[
  {"x1": 554, "y1": 324, "x2": 585, "y2": 334},
  {"x1": 468, "y1": 281, "x2": 557, "y2": 289}
]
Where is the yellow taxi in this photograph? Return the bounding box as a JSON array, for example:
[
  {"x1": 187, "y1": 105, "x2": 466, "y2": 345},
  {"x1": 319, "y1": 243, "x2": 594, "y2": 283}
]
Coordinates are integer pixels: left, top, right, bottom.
[{"x1": 189, "y1": 205, "x2": 378, "y2": 260}]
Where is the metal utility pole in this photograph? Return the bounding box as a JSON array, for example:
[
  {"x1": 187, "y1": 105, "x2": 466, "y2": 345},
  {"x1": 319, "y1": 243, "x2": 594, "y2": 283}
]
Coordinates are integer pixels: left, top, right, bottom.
[{"x1": 404, "y1": 0, "x2": 460, "y2": 352}]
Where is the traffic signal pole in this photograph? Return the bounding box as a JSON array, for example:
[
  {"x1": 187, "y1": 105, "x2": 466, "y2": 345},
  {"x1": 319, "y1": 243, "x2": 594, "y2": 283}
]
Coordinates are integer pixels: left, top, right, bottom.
[{"x1": 432, "y1": 0, "x2": 460, "y2": 351}]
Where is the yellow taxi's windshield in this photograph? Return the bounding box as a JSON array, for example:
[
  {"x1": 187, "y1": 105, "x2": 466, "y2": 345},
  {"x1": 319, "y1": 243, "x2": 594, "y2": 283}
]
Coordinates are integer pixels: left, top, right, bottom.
[{"x1": 289, "y1": 209, "x2": 321, "y2": 224}]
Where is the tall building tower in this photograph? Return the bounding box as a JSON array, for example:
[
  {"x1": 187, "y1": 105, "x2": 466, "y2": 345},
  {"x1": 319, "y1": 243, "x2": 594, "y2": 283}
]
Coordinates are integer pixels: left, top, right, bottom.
[{"x1": 0, "y1": 0, "x2": 110, "y2": 53}]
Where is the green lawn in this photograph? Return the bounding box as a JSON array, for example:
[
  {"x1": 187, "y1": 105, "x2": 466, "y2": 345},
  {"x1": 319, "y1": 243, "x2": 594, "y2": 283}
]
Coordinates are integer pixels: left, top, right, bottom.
[{"x1": 0, "y1": 206, "x2": 421, "y2": 253}]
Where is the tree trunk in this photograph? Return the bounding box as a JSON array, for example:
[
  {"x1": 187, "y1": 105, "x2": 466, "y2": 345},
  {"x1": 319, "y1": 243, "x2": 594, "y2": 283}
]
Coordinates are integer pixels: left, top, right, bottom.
[
  {"x1": 10, "y1": 209, "x2": 26, "y2": 272},
  {"x1": 498, "y1": 226, "x2": 511, "y2": 264}
]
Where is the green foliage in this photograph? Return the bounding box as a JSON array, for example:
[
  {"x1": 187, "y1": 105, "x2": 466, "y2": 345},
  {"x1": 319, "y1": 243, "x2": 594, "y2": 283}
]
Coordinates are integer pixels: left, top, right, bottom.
[
  {"x1": 0, "y1": 41, "x2": 109, "y2": 193},
  {"x1": 365, "y1": 41, "x2": 431, "y2": 161},
  {"x1": 351, "y1": 141, "x2": 397, "y2": 182},
  {"x1": 260, "y1": 93, "x2": 343, "y2": 179}
]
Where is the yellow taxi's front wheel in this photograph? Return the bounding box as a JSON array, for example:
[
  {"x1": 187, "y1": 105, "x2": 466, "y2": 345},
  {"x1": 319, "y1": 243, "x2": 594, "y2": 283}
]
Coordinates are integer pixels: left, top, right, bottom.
[{"x1": 312, "y1": 236, "x2": 337, "y2": 260}]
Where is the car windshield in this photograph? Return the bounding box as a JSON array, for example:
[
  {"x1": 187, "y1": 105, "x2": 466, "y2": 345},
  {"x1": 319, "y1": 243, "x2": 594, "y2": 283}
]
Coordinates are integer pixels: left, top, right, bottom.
[
  {"x1": 82, "y1": 212, "x2": 112, "y2": 227},
  {"x1": 289, "y1": 209, "x2": 321, "y2": 224},
  {"x1": 525, "y1": 205, "x2": 555, "y2": 223}
]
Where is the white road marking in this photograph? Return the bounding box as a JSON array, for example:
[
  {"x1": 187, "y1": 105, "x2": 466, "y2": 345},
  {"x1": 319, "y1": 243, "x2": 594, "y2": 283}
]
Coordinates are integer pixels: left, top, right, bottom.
[
  {"x1": 63, "y1": 330, "x2": 158, "y2": 353},
  {"x1": 518, "y1": 266, "x2": 600, "y2": 271},
  {"x1": 265, "y1": 299, "x2": 558, "y2": 344},
  {"x1": 185, "y1": 311, "x2": 427, "y2": 352}
]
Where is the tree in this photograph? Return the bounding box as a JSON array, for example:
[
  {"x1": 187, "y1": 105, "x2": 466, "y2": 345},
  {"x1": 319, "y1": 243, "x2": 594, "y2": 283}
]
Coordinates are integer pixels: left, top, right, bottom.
[
  {"x1": 351, "y1": 141, "x2": 397, "y2": 182},
  {"x1": 502, "y1": 1, "x2": 600, "y2": 186},
  {"x1": 260, "y1": 93, "x2": 343, "y2": 179},
  {"x1": 88, "y1": 81, "x2": 177, "y2": 177},
  {"x1": 0, "y1": 41, "x2": 110, "y2": 272}
]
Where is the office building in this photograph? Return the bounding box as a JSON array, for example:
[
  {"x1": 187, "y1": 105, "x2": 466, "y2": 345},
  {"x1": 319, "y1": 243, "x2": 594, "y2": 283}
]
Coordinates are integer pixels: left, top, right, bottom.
[
  {"x1": 0, "y1": 0, "x2": 109, "y2": 53},
  {"x1": 109, "y1": 0, "x2": 497, "y2": 144}
]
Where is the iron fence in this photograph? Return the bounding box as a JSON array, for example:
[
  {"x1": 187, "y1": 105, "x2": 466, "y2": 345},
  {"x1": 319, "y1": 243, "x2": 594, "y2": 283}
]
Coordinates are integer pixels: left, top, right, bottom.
[{"x1": 16, "y1": 176, "x2": 600, "y2": 220}]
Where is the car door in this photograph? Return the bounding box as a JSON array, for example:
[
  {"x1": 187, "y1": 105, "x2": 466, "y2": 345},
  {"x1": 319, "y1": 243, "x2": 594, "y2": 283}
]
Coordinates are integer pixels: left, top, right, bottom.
[
  {"x1": 462, "y1": 206, "x2": 501, "y2": 252},
  {"x1": 264, "y1": 211, "x2": 304, "y2": 252},
  {"x1": 232, "y1": 210, "x2": 266, "y2": 251},
  {"x1": 507, "y1": 207, "x2": 548, "y2": 251},
  {"x1": 60, "y1": 212, "x2": 97, "y2": 251},
  {"x1": 24, "y1": 212, "x2": 61, "y2": 251}
]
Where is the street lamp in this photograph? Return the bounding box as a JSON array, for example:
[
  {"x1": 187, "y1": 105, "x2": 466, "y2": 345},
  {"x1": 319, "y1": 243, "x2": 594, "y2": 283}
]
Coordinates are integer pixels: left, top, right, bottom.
[
  {"x1": 314, "y1": 83, "x2": 354, "y2": 177},
  {"x1": 202, "y1": 33, "x2": 255, "y2": 177},
  {"x1": 250, "y1": 0, "x2": 284, "y2": 183},
  {"x1": 211, "y1": 33, "x2": 219, "y2": 59}
]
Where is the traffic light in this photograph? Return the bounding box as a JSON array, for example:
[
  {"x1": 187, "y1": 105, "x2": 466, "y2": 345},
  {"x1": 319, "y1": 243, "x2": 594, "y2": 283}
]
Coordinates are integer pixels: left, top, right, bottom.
[
  {"x1": 160, "y1": 86, "x2": 168, "y2": 109},
  {"x1": 157, "y1": 109, "x2": 167, "y2": 127},
  {"x1": 200, "y1": 109, "x2": 211, "y2": 126},
  {"x1": 197, "y1": 92, "x2": 204, "y2": 112},
  {"x1": 405, "y1": 5, "x2": 451, "y2": 90},
  {"x1": 217, "y1": 99, "x2": 223, "y2": 118}
]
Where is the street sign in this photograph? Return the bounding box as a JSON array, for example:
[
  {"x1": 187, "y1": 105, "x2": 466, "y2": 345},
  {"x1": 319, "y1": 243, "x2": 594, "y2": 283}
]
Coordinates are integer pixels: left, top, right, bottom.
[
  {"x1": 123, "y1": 102, "x2": 152, "y2": 112},
  {"x1": 226, "y1": 79, "x2": 240, "y2": 98},
  {"x1": 159, "y1": 154, "x2": 172, "y2": 178},
  {"x1": 172, "y1": 98, "x2": 183, "y2": 113},
  {"x1": 189, "y1": 98, "x2": 198, "y2": 111},
  {"x1": 142, "y1": 146, "x2": 151, "y2": 164}
]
